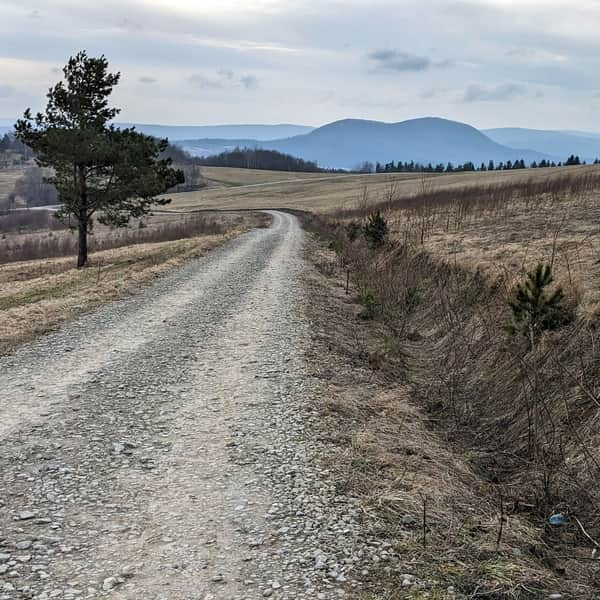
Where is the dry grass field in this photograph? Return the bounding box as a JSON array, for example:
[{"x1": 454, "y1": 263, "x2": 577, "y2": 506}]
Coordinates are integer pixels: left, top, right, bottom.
[
  {"x1": 168, "y1": 164, "x2": 595, "y2": 213},
  {"x1": 407, "y1": 189, "x2": 600, "y2": 317},
  {"x1": 199, "y1": 165, "x2": 344, "y2": 188},
  {"x1": 350, "y1": 166, "x2": 600, "y2": 318},
  {"x1": 169, "y1": 169, "x2": 423, "y2": 211}
]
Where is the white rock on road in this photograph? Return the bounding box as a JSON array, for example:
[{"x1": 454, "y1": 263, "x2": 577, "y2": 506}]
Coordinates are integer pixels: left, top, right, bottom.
[{"x1": 0, "y1": 211, "x2": 394, "y2": 599}]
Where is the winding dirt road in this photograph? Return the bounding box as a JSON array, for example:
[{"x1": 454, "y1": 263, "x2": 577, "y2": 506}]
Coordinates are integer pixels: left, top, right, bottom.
[{"x1": 0, "y1": 212, "x2": 378, "y2": 600}]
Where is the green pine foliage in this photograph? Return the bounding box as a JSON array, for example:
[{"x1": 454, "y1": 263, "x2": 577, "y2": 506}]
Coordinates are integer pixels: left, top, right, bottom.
[
  {"x1": 363, "y1": 210, "x2": 389, "y2": 249},
  {"x1": 15, "y1": 51, "x2": 184, "y2": 267},
  {"x1": 508, "y1": 263, "x2": 574, "y2": 345}
]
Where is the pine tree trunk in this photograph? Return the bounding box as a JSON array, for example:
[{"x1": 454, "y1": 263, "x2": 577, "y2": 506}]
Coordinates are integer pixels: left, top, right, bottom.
[
  {"x1": 77, "y1": 165, "x2": 89, "y2": 268},
  {"x1": 77, "y1": 218, "x2": 88, "y2": 268}
]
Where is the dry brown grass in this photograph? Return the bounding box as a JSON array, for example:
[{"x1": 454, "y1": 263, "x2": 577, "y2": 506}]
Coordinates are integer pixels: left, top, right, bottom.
[
  {"x1": 0, "y1": 212, "x2": 267, "y2": 355},
  {"x1": 412, "y1": 194, "x2": 600, "y2": 318},
  {"x1": 169, "y1": 171, "x2": 425, "y2": 212},
  {"x1": 377, "y1": 175, "x2": 600, "y2": 319},
  {"x1": 301, "y1": 166, "x2": 600, "y2": 597},
  {"x1": 287, "y1": 164, "x2": 600, "y2": 318},
  {"x1": 305, "y1": 241, "x2": 568, "y2": 599},
  {"x1": 168, "y1": 164, "x2": 595, "y2": 214},
  {"x1": 0, "y1": 211, "x2": 228, "y2": 263},
  {"x1": 199, "y1": 165, "x2": 341, "y2": 188}
]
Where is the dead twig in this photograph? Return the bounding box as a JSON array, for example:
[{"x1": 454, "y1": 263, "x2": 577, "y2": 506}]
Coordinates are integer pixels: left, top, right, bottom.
[
  {"x1": 496, "y1": 486, "x2": 505, "y2": 551},
  {"x1": 420, "y1": 492, "x2": 428, "y2": 548},
  {"x1": 573, "y1": 516, "x2": 600, "y2": 549}
]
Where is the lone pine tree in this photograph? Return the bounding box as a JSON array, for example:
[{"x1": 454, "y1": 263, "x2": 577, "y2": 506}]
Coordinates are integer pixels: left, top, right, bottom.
[
  {"x1": 363, "y1": 210, "x2": 389, "y2": 249},
  {"x1": 15, "y1": 51, "x2": 184, "y2": 267},
  {"x1": 508, "y1": 263, "x2": 574, "y2": 348}
]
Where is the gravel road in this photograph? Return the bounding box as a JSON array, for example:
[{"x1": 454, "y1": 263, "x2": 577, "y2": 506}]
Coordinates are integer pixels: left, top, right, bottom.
[{"x1": 0, "y1": 212, "x2": 393, "y2": 600}]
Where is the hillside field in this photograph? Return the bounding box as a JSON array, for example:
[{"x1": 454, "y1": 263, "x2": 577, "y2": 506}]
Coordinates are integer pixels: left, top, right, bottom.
[
  {"x1": 169, "y1": 164, "x2": 595, "y2": 212},
  {"x1": 199, "y1": 165, "x2": 345, "y2": 188}
]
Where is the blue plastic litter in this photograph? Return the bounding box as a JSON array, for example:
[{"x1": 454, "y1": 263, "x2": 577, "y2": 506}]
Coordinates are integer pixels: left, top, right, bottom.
[{"x1": 549, "y1": 513, "x2": 565, "y2": 526}]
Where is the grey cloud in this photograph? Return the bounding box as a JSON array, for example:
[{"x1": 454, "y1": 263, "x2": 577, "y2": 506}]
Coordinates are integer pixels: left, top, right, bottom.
[
  {"x1": 462, "y1": 83, "x2": 526, "y2": 102},
  {"x1": 3, "y1": 0, "x2": 600, "y2": 128},
  {"x1": 139, "y1": 76, "x2": 157, "y2": 84},
  {"x1": 188, "y1": 71, "x2": 259, "y2": 90},
  {"x1": 240, "y1": 75, "x2": 259, "y2": 89},
  {"x1": 368, "y1": 50, "x2": 453, "y2": 73},
  {"x1": 188, "y1": 74, "x2": 224, "y2": 89},
  {"x1": 218, "y1": 69, "x2": 235, "y2": 81},
  {"x1": 117, "y1": 17, "x2": 144, "y2": 32},
  {"x1": 435, "y1": 58, "x2": 455, "y2": 68},
  {"x1": 369, "y1": 49, "x2": 430, "y2": 72}
]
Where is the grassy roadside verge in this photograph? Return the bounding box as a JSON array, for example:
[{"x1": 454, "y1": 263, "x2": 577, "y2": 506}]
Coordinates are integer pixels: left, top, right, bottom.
[
  {"x1": 302, "y1": 225, "x2": 596, "y2": 599},
  {"x1": 0, "y1": 211, "x2": 269, "y2": 355}
]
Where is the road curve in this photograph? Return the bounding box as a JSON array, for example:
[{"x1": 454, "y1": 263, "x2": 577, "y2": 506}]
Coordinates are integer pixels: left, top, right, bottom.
[{"x1": 0, "y1": 212, "x2": 373, "y2": 600}]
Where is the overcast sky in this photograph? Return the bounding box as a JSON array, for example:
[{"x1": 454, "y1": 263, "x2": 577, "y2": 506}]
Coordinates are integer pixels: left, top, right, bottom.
[{"x1": 0, "y1": 0, "x2": 598, "y2": 130}]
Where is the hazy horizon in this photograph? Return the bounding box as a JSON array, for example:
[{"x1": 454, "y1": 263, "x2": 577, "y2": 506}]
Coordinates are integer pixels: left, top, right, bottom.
[{"x1": 2, "y1": 116, "x2": 600, "y2": 137}]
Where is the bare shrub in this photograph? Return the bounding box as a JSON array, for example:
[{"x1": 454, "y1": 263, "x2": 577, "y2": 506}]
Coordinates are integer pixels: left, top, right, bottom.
[
  {"x1": 0, "y1": 210, "x2": 66, "y2": 234},
  {"x1": 0, "y1": 214, "x2": 225, "y2": 264}
]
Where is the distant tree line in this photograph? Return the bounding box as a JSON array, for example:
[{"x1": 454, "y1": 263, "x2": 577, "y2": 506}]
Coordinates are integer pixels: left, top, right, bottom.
[
  {"x1": 373, "y1": 154, "x2": 593, "y2": 174},
  {"x1": 157, "y1": 142, "x2": 207, "y2": 191},
  {"x1": 159, "y1": 142, "x2": 203, "y2": 166},
  {"x1": 0, "y1": 133, "x2": 32, "y2": 155},
  {"x1": 0, "y1": 133, "x2": 34, "y2": 164},
  {"x1": 198, "y1": 147, "x2": 326, "y2": 172},
  {"x1": 10, "y1": 167, "x2": 58, "y2": 207}
]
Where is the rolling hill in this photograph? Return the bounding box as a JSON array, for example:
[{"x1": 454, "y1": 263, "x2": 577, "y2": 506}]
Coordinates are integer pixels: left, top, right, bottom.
[
  {"x1": 181, "y1": 117, "x2": 548, "y2": 169},
  {"x1": 6, "y1": 116, "x2": 598, "y2": 168},
  {"x1": 484, "y1": 128, "x2": 600, "y2": 163}
]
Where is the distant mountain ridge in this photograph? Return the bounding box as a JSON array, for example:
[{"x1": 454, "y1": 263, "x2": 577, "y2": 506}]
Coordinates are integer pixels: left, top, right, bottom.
[
  {"x1": 180, "y1": 117, "x2": 550, "y2": 169},
  {"x1": 4, "y1": 116, "x2": 600, "y2": 168},
  {"x1": 484, "y1": 128, "x2": 600, "y2": 163},
  {"x1": 117, "y1": 123, "x2": 314, "y2": 142}
]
